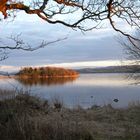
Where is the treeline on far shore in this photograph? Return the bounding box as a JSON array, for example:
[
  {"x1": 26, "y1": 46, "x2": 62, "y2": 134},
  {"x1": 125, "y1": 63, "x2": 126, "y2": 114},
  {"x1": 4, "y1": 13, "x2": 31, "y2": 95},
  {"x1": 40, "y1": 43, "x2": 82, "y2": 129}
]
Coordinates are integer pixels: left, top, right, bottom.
[{"x1": 17, "y1": 67, "x2": 79, "y2": 78}]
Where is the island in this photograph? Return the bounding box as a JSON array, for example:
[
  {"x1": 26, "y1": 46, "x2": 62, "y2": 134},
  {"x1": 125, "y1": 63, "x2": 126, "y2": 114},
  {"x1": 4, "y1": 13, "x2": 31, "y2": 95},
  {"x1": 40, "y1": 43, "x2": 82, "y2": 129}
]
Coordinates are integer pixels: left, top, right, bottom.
[{"x1": 17, "y1": 67, "x2": 79, "y2": 78}]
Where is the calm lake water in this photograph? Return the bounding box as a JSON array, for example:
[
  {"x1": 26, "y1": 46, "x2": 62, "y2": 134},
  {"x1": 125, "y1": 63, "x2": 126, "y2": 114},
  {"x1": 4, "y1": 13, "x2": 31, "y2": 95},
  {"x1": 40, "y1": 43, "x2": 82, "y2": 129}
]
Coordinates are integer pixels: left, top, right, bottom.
[{"x1": 0, "y1": 73, "x2": 140, "y2": 108}]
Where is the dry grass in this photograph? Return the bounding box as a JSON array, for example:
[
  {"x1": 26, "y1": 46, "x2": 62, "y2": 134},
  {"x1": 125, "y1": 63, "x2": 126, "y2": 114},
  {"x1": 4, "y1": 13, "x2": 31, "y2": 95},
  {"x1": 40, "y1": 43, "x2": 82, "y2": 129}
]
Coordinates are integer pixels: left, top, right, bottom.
[{"x1": 0, "y1": 90, "x2": 140, "y2": 140}]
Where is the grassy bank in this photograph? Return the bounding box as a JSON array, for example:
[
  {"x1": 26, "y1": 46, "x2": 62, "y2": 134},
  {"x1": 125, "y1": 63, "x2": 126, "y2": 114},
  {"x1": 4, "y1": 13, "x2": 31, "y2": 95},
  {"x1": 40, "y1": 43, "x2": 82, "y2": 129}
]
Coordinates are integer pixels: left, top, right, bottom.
[{"x1": 0, "y1": 90, "x2": 140, "y2": 140}]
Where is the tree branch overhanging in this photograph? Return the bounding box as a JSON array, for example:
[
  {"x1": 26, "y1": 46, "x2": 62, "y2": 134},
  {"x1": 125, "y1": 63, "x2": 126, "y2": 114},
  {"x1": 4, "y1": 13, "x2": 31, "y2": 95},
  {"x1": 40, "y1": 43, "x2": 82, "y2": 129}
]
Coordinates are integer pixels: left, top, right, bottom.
[
  {"x1": 0, "y1": 0, "x2": 140, "y2": 34},
  {"x1": 0, "y1": 34, "x2": 67, "y2": 60},
  {"x1": 0, "y1": 0, "x2": 140, "y2": 50}
]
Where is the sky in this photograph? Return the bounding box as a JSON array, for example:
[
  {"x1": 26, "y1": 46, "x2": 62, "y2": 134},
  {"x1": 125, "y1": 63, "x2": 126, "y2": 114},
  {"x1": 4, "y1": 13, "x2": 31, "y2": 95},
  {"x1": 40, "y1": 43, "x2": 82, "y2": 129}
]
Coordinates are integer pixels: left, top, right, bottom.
[{"x1": 0, "y1": 10, "x2": 134, "y2": 72}]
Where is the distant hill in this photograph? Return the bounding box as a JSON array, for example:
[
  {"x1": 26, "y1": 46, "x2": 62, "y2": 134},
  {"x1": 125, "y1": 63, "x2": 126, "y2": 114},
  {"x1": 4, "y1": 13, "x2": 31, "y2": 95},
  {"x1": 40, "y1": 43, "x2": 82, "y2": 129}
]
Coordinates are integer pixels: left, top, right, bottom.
[
  {"x1": 0, "y1": 71, "x2": 17, "y2": 76},
  {"x1": 76, "y1": 65, "x2": 140, "y2": 73},
  {"x1": 0, "y1": 71, "x2": 8, "y2": 76}
]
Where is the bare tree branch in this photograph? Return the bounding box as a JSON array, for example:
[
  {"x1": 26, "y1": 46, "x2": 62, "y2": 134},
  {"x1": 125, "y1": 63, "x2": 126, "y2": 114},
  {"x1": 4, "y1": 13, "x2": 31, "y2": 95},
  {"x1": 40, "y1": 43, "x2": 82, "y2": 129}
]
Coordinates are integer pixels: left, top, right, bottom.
[
  {"x1": 0, "y1": 0, "x2": 139, "y2": 36},
  {"x1": 0, "y1": 34, "x2": 67, "y2": 60},
  {"x1": 119, "y1": 29, "x2": 140, "y2": 85},
  {"x1": 1, "y1": 0, "x2": 140, "y2": 60},
  {"x1": 0, "y1": 34, "x2": 67, "y2": 51}
]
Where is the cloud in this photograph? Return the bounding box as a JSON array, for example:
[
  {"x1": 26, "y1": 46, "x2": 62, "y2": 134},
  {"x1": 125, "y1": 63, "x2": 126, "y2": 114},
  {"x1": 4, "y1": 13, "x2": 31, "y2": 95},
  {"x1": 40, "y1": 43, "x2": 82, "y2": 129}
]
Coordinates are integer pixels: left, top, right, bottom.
[
  {"x1": 0, "y1": 10, "x2": 134, "y2": 68},
  {"x1": 42, "y1": 60, "x2": 137, "y2": 68},
  {"x1": 0, "y1": 65, "x2": 20, "y2": 72}
]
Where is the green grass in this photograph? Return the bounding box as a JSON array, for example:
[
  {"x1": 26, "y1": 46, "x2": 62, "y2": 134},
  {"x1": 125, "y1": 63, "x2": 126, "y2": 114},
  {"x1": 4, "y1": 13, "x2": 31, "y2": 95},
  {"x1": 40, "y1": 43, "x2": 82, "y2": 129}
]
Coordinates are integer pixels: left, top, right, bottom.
[{"x1": 0, "y1": 89, "x2": 140, "y2": 140}]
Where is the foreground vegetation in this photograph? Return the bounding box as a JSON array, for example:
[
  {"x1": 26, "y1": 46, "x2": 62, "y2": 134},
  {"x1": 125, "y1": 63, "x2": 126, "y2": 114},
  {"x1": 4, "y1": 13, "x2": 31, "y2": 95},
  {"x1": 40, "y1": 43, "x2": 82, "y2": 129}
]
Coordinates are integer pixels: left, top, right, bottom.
[
  {"x1": 17, "y1": 67, "x2": 79, "y2": 78},
  {"x1": 0, "y1": 90, "x2": 140, "y2": 140}
]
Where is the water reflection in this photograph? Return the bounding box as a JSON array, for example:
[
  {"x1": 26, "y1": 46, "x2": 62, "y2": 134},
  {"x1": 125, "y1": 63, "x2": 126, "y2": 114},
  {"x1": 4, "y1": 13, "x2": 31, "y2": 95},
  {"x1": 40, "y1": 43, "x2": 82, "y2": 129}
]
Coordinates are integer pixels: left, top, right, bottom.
[
  {"x1": 126, "y1": 73, "x2": 140, "y2": 85},
  {"x1": 74, "y1": 74, "x2": 131, "y2": 86},
  {"x1": 16, "y1": 77, "x2": 78, "y2": 86},
  {"x1": 0, "y1": 74, "x2": 140, "y2": 108}
]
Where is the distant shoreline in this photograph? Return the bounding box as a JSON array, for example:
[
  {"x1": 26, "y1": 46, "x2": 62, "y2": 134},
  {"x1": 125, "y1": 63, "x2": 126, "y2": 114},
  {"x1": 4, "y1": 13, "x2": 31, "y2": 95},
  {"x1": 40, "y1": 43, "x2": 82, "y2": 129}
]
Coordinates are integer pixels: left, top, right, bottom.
[
  {"x1": 0, "y1": 72, "x2": 140, "y2": 79},
  {"x1": 16, "y1": 75, "x2": 79, "y2": 78},
  {"x1": 1, "y1": 65, "x2": 140, "y2": 76},
  {"x1": 75, "y1": 65, "x2": 140, "y2": 73},
  {"x1": 0, "y1": 75, "x2": 79, "y2": 79}
]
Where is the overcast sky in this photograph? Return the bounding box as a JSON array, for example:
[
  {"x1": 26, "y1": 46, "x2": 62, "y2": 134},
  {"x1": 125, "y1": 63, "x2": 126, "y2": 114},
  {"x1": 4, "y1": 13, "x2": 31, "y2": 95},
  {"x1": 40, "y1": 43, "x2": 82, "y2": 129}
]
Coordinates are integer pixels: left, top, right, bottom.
[{"x1": 0, "y1": 11, "x2": 133, "y2": 71}]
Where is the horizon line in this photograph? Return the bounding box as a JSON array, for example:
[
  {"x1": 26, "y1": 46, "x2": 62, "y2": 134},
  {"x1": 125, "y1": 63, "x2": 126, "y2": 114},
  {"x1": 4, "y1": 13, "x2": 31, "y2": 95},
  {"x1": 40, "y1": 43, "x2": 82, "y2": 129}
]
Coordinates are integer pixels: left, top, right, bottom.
[{"x1": 0, "y1": 60, "x2": 139, "y2": 73}]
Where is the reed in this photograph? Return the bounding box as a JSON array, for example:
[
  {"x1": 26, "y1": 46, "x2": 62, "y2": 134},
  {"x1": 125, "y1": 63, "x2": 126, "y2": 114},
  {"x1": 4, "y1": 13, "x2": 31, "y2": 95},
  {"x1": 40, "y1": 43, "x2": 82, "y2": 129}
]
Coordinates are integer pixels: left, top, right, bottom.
[{"x1": 0, "y1": 89, "x2": 140, "y2": 140}]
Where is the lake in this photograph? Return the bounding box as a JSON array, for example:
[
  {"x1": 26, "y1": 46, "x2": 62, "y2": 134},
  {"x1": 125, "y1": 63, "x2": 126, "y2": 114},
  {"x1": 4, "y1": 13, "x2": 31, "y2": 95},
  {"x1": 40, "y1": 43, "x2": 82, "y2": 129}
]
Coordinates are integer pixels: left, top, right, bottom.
[{"x1": 0, "y1": 73, "x2": 140, "y2": 108}]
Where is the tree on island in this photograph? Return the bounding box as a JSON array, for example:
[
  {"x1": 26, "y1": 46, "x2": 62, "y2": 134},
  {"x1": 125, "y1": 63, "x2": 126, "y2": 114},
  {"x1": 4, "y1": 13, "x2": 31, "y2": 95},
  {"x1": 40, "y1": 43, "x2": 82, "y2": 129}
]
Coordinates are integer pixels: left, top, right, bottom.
[
  {"x1": 0, "y1": 0, "x2": 140, "y2": 57},
  {"x1": 18, "y1": 67, "x2": 79, "y2": 77}
]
